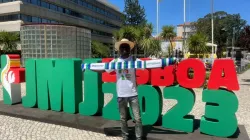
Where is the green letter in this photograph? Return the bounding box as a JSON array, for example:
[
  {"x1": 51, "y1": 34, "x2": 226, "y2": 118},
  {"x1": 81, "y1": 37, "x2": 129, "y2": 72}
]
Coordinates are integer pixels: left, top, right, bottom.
[
  {"x1": 130, "y1": 85, "x2": 162, "y2": 125},
  {"x1": 22, "y1": 59, "x2": 37, "y2": 107},
  {"x1": 102, "y1": 83, "x2": 120, "y2": 120},
  {"x1": 79, "y1": 58, "x2": 104, "y2": 116},
  {"x1": 162, "y1": 86, "x2": 195, "y2": 133},
  {"x1": 200, "y1": 89, "x2": 238, "y2": 137},
  {"x1": 36, "y1": 59, "x2": 82, "y2": 114}
]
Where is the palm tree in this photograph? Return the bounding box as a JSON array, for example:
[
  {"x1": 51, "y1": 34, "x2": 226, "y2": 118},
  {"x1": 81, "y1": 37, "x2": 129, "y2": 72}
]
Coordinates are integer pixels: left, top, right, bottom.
[
  {"x1": 91, "y1": 41, "x2": 111, "y2": 58},
  {"x1": 140, "y1": 37, "x2": 161, "y2": 57},
  {"x1": 0, "y1": 31, "x2": 20, "y2": 53},
  {"x1": 113, "y1": 23, "x2": 161, "y2": 57},
  {"x1": 187, "y1": 33, "x2": 209, "y2": 58},
  {"x1": 161, "y1": 25, "x2": 176, "y2": 56}
]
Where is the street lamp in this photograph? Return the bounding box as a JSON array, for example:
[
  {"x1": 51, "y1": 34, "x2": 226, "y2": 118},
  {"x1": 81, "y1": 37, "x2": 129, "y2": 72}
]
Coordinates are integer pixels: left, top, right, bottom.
[
  {"x1": 211, "y1": 0, "x2": 214, "y2": 59},
  {"x1": 183, "y1": 0, "x2": 186, "y2": 55}
]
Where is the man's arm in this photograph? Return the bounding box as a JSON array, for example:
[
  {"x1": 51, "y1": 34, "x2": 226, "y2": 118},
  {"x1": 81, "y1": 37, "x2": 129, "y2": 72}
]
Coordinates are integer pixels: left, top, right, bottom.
[{"x1": 93, "y1": 59, "x2": 116, "y2": 73}]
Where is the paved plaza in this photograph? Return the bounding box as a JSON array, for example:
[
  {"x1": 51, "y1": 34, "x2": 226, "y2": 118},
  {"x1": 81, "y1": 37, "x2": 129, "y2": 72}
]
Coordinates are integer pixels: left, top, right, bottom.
[{"x1": 0, "y1": 70, "x2": 250, "y2": 140}]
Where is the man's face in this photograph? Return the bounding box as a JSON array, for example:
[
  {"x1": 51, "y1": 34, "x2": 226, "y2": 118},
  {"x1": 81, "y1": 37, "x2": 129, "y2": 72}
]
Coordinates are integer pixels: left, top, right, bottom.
[{"x1": 119, "y1": 43, "x2": 130, "y2": 56}]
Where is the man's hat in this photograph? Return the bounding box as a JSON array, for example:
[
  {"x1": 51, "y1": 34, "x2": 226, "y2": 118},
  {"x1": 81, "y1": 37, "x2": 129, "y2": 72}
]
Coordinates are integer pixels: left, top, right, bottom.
[{"x1": 115, "y1": 38, "x2": 135, "y2": 51}]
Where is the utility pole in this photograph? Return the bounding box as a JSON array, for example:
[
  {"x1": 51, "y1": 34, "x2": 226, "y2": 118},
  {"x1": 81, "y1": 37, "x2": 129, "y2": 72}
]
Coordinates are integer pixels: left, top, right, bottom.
[
  {"x1": 232, "y1": 27, "x2": 235, "y2": 56},
  {"x1": 157, "y1": 0, "x2": 159, "y2": 36},
  {"x1": 211, "y1": 0, "x2": 214, "y2": 59},
  {"x1": 183, "y1": 0, "x2": 186, "y2": 54}
]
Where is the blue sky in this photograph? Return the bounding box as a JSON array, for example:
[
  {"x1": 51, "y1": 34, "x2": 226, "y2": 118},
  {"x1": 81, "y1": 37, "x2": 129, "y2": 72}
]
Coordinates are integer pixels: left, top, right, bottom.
[{"x1": 108, "y1": 0, "x2": 250, "y2": 34}]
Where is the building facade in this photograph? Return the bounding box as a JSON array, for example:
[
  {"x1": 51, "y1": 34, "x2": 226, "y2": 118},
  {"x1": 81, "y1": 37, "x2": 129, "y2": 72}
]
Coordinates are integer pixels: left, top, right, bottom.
[
  {"x1": 20, "y1": 24, "x2": 91, "y2": 65},
  {"x1": 177, "y1": 22, "x2": 195, "y2": 39},
  {"x1": 0, "y1": 0, "x2": 123, "y2": 51}
]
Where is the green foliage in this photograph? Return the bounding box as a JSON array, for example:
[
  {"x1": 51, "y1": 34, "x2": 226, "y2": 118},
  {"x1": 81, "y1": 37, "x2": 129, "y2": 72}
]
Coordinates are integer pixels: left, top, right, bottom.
[
  {"x1": 160, "y1": 25, "x2": 176, "y2": 56},
  {"x1": 113, "y1": 25, "x2": 142, "y2": 44},
  {"x1": 140, "y1": 37, "x2": 161, "y2": 57},
  {"x1": 238, "y1": 25, "x2": 250, "y2": 51},
  {"x1": 161, "y1": 25, "x2": 176, "y2": 40},
  {"x1": 91, "y1": 41, "x2": 110, "y2": 58},
  {"x1": 193, "y1": 11, "x2": 247, "y2": 57},
  {"x1": 187, "y1": 33, "x2": 209, "y2": 58},
  {"x1": 123, "y1": 0, "x2": 147, "y2": 26},
  {"x1": 0, "y1": 31, "x2": 20, "y2": 53},
  {"x1": 113, "y1": 23, "x2": 161, "y2": 57}
]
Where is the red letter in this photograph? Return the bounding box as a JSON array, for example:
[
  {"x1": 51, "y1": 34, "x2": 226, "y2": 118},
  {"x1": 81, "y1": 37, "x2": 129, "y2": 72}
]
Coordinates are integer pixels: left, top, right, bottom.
[
  {"x1": 176, "y1": 59, "x2": 206, "y2": 88},
  {"x1": 208, "y1": 59, "x2": 239, "y2": 90},
  {"x1": 151, "y1": 66, "x2": 175, "y2": 86},
  {"x1": 136, "y1": 58, "x2": 151, "y2": 85},
  {"x1": 102, "y1": 58, "x2": 116, "y2": 82}
]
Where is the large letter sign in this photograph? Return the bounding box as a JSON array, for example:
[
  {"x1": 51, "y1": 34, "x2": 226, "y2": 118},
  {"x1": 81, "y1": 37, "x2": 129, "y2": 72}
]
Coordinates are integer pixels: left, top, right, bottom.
[
  {"x1": 163, "y1": 86, "x2": 195, "y2": 133},
  {"x1": 200, "y1": 89, "x2": 238, "y2": 137},
  {"x1": 79, "y1": 58, "x2": 104, "y2": 116},
  {"x1": 129, "y1": 85, "x2": 162, "y2": 125},
  {"x1": 22, "y1": 59, "x2": 82, "y2": 114},
  {"x1": 1, "y1": 56, "x2": 240, "y2": 138},
  {"x1": 0, "y1": 55, "x2": 25, "y2": 105}
]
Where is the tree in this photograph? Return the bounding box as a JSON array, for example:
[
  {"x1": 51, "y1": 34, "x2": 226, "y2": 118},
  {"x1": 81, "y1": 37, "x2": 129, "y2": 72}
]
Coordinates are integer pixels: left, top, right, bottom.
[
  {"x1": 193, "y1": 11, "x2": 247, "y2": 57},
  {"x1": 140, "y1": 37, "x2": 161, "y2": 57},
  {"x1": 0, "y1": 31, "x2": 20, "y2": 53},
  {"x1": 113, "y1": 23, "x2": 161, "y2": 57},
  {"x1": 238, "y1": 25, "x2": 250, "y2": 51},
  {"x1": 161, "y1": 25, "x2": 176, "y2": 56},
  {"x1": 123, "y1": 0, "x2": 147, "y2": 26},
  {"x1": 91, "y1": 41, "x2": 111, "y2": 58},
  {"x1": 187, "y1": 33, "x2": 209, "y2": 58}
]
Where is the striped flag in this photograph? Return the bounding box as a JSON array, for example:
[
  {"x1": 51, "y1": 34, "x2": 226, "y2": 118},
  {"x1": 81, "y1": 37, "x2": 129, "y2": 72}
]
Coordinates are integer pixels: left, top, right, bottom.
[{"x1": 81, "y1": 58, "x2": 177, "y2": 71}]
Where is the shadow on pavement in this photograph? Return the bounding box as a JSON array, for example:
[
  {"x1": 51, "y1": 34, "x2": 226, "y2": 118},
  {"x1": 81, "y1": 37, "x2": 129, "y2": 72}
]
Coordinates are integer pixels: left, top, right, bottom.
[
  {"x1": 104, "y1": 118, "x2": 241, "y2": 140},
  {"x1": 242, "y1": 79, "x2": 250, "y2": 82}
]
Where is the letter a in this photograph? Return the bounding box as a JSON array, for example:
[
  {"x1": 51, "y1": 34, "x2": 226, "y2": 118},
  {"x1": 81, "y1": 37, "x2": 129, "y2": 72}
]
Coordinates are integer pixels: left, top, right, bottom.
[{"x1": 208, "y1": 59, "x2": 239, "y2": 91}]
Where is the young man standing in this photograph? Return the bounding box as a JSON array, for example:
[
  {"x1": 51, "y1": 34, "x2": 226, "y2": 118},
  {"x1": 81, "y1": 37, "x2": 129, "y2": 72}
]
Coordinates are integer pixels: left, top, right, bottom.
[{"x1": 105, "y1": 38, "x2": 143, "y2": 140}]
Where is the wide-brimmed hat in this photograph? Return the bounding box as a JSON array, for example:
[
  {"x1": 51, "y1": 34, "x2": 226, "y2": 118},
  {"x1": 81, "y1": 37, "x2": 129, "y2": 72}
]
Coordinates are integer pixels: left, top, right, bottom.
[{"x1": 115, "y1": 38, "x2": 135, "y2": 51}]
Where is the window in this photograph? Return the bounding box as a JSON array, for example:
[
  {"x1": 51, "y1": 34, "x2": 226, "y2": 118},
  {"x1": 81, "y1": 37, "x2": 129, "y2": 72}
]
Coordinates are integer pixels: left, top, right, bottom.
[
  {"x1": 42, "y1": 18, "x2": 48, "y2": 23},
  {"x1": 31, "y1": 0, "x2": 35, "y2": 4},
  {"x1": 87, "y1": 4, "x2": 92, "y2": 9},
  {"x1": 82, "y1": 1, "x2": 87, "y2": 6},
  {"x1": 0, "y1": 14, "x2": 19, "y2": 21},
  {"x1": 23, "y1": 0, "x2": 31, "y2": 3},
  {"x1": 50, "y1": 4, "x2": 57, "y2": 11},
  {"x1": 57, "y1": 7, "x2": 63, "y2": 13},
  {"x1": 93, "y1": 6, "x2": 96, "y2": 11},
  {"x1": 65, "y1": 9, "x2": 71, "y2": 15},
  {"x1": 21, "y1": 0, "x2": 120, "y2": 28},
  {"x1": 21, "y1": 15, "x2": 32, "y2": 22},
  {"x1": 51, "y1": 20, "x2": 58, "y2": 24},
  {"x1": 41, "y1": 1, "x2": 49, "y2": 8},
  {"x1": 78, "y1": 0, "x2": 82, "y2": 6},
  {"x1": 32, "y1": 16, "x2": 39, "y2": 23},
  {"x1": 97, "y1": 7, "x2": 100, "y2": 13}
]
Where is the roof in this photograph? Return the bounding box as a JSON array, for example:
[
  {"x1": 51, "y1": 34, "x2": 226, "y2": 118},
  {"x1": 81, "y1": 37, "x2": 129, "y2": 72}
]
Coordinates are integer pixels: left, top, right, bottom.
[
  {"x1": 177, "y1": 22, "x2": 192, "y2": 27},
  {"x1": 96, "y1": 0, "x2": 121, "y2": 13},
  {"x1": 154, "y1": 36, "x2": 184, "y2": 41}
]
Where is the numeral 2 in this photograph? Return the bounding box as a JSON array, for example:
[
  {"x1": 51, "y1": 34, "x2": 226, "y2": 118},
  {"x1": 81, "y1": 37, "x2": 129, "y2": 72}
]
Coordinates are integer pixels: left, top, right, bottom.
[
  {"x1": 102, "y1": 83, "x2": 120, "y2": 120},
  {"x1": 162, "y1": 86, "x2": 195, "y2": 133}
]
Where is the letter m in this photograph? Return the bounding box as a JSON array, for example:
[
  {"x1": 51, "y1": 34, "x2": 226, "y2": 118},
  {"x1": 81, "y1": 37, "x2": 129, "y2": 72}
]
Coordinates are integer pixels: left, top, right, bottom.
[{"x1": 36, "y1": 59, "x2": 82, "y2": 114}]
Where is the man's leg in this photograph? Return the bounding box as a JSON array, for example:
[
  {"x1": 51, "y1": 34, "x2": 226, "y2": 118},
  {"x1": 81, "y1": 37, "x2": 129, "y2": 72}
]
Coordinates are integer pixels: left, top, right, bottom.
[
  {"x1": 129, "y1": 96, "x2": 143, "y2": 140},
  {"x1": 118, "y1": 97, "x2": 129, "y2": 140}
]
